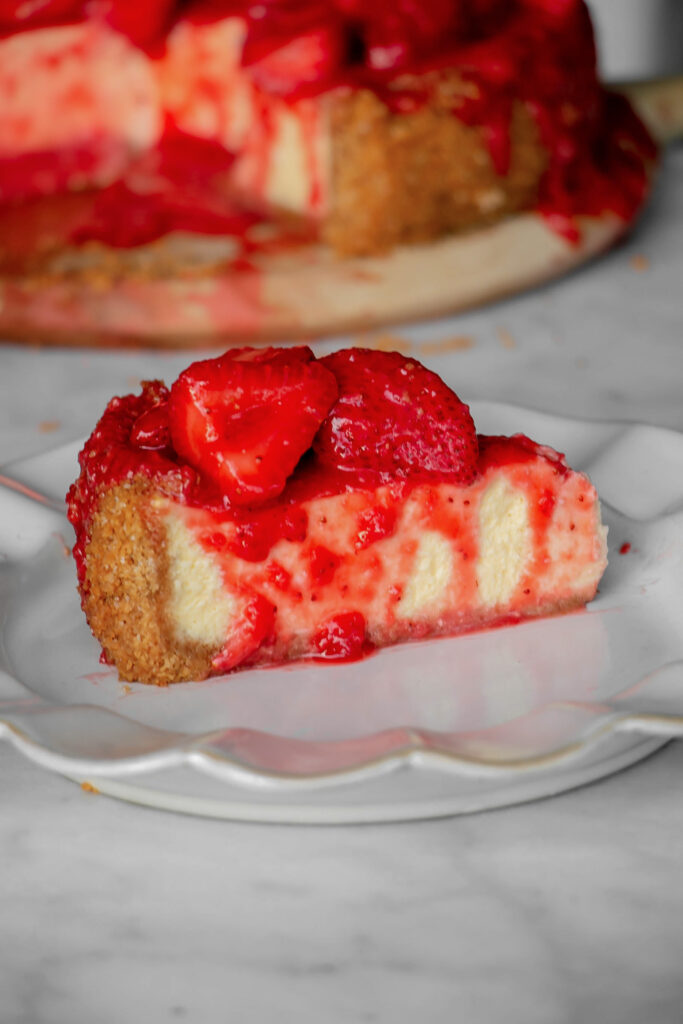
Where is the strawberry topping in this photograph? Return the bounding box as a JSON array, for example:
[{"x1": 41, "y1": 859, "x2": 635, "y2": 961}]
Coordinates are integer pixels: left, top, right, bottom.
[
  {"x1": 314, "y1": 349, "x2": 479, "y2": 484},
  {"x1": 168, "y1": 346, "x2": 338, "y2": 506},
  {"x1": 242, "y1": 21, "x2": 345, "y2": 96},
  {"x1": 129, "y1": 398, "x2": 171, "y2": 450},
  {"x1": 313, "y1": 611, "x2": 369, "y2": 661}
]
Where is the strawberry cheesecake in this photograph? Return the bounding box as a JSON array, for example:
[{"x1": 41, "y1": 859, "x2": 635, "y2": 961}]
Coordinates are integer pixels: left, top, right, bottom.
[
  {"x1": 67, "y1": 346, "x2": 608, "y2": 685},
  {"x1": 0, "y1": 0, "x2": 656, "y2": 262}
]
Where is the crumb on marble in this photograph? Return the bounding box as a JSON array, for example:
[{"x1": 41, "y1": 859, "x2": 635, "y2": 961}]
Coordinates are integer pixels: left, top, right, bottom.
[
  {"x1": 83, "y1": 669, "x2": 117, "y2": 685},
  {"x1": 52, "y1": 532, "x2": 71, "y2": 559},
  {"x1": 496, "y1": 327, "x2": 516, "y2": 350},
  {"x1": 81, "y1": 781, "x2": 100, "y2": 795},
  {"x1": 38, "y1": 419, "x2": 60, "y2": 433},
  {"x1": 629, "y1": 253, "x2": 649, "y2": 272},
  {"x1": 419, "y1": 335, "x2": 474, "y2": 355}
]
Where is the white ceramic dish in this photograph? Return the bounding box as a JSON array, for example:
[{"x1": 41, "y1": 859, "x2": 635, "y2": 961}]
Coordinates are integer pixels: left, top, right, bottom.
[{"x1": 1, "y1": 402, "x2": 682, "y2": 824}]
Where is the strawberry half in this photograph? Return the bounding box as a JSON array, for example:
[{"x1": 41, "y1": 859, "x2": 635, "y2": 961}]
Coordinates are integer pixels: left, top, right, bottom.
[
  {"x1": 168, "y1": 347, "x2": 338, "y2": 506},
  {"x1": 314, "y1": 349, "x2": 479, "y2": 484}
]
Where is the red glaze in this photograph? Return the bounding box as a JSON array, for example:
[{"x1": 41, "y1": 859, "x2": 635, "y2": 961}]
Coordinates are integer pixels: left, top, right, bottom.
[
  {"x1": 478, "y1": 433, "x2": 570, "y2": 475},
  {"x1": 0, "y1": 0, "x2": 655, "y2": 244},
  {"x1": 312, "y1": 611, "x2": 370, "y2": 661},
  {"x1": 309, "y1": 544, "x2": 341, "y2": 586},
  {"x1": 129, "y1": 400, "x2": 171, "y2": 449},
  {"x1": 266, "y1": 560, "x2": 293, "y2": 591},
  {"x1": 354, "y1": 504, "x2": 397, "y2": 551},
  {"x1": 225, "y1": 505, "x2": 309, "y2": 562},
  {"x1": 68, "y1": 129, "x2": 260, "y2": 249},
  {"x1": 0, "y1": 143, "x2": 135, "y2": 209},
  {"x1": 242, "y1": 21, "x2": 346, "y2": 96},
  {"x1": 89, "y1": 0, "x2": 176, "y2": 49},
  {"x1": 0, "y1": 127, "x2": 261, "y2": 248},
  {"x1": 69, "y1": 181, "x2": 250, "y2": 249},
  {"x1": 0, "y1": 0, "x2": 173, "y2": 45}
]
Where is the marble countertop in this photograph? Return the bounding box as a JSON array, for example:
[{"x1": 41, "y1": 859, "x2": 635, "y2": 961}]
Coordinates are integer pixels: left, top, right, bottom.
[{"x1": 2, "y1": 147, "x2": 682, "y2": 1024}]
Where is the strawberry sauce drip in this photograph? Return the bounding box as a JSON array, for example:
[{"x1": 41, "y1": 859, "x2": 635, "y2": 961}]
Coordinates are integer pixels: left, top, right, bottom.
[
  {"x1": 478, "y1": 433, "x2": 570, "y2": 475},
  {"x1": 312, "y1": 612, "x2": 372, "y2": 661},
  {"x1": 0, "y1": 0, "x2": 656, "y2": 249},
  {"x1": 68, "y1": 127, "x2": 261, "y2": 248}
]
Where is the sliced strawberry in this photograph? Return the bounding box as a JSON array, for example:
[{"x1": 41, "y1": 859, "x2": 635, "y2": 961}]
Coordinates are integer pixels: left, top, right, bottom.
[
  {"x1": 242, "y1": 22, "x2": 345, "y2": 97},
  {"x1": 168, "y1": 348, "x2": 338, "y2": 506},
  {"x1": 225, "y1": 345, "x2": 317, "y2": 365},
  {"x1": 314, "y1": 349, "x2": 479, "y2": 484},
  {"x1": 129, "y1": 400, "x2": 170, "y2": 450}
]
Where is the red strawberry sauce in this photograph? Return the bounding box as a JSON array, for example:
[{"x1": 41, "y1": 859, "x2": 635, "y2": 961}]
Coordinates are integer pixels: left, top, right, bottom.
[
  {"x1": 313, "y1": 611, "x2": 372, "y2": 662},
  {"x1": 1, "y1": 0, "x2": 656, "y2": 253}
]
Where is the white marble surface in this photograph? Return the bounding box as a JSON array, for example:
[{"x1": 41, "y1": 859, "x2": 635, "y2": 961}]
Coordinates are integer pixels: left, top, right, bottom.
[{"x1": 1, "y1": 147, "x2": 682, "y2": 1024}]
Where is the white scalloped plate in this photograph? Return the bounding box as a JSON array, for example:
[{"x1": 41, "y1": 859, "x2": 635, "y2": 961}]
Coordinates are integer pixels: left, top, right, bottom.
[{"x1": 1, "y1": 402, "x2": 683, "y2": 823}]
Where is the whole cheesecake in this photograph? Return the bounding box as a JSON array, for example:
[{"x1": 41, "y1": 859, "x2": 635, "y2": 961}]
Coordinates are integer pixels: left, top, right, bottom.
[
  {"x1": 67, "y1": 346, "x2": 608, "y2": 684},
  {"x1": 0, "y1": 0, "x2": 655, "y2": 260}
]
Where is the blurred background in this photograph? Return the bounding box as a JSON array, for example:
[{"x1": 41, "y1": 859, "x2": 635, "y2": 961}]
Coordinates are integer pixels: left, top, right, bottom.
[{"x1": 586, "y1": 0, "x2": 683, "y2": 81}]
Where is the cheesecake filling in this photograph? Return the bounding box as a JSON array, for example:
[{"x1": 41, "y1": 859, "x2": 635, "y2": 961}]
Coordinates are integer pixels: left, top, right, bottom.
[
  {"x1": 395, "y1": 531, "x2": 454, "y2": 621},
  {"x1": 477, "y1": 476, "x2": 531, "y2": 608},
  {"x1": 164, "y1": 513, "x2": 235, "y2": 647}
]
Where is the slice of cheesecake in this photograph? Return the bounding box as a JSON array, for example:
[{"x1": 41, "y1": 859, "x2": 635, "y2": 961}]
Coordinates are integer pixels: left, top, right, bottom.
[
  {"x1": 67, "y1": 346, "x2": 607, "y2": 685},
  {"x1": 158, "y1": 5, "x2": 548, "y2": 255},
  {"x1": 0, "y1": 19, "x2": 162, "y2": 204},
  {"x1": 0, "y1": 0, "x2": 655, "y2": 259}
]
